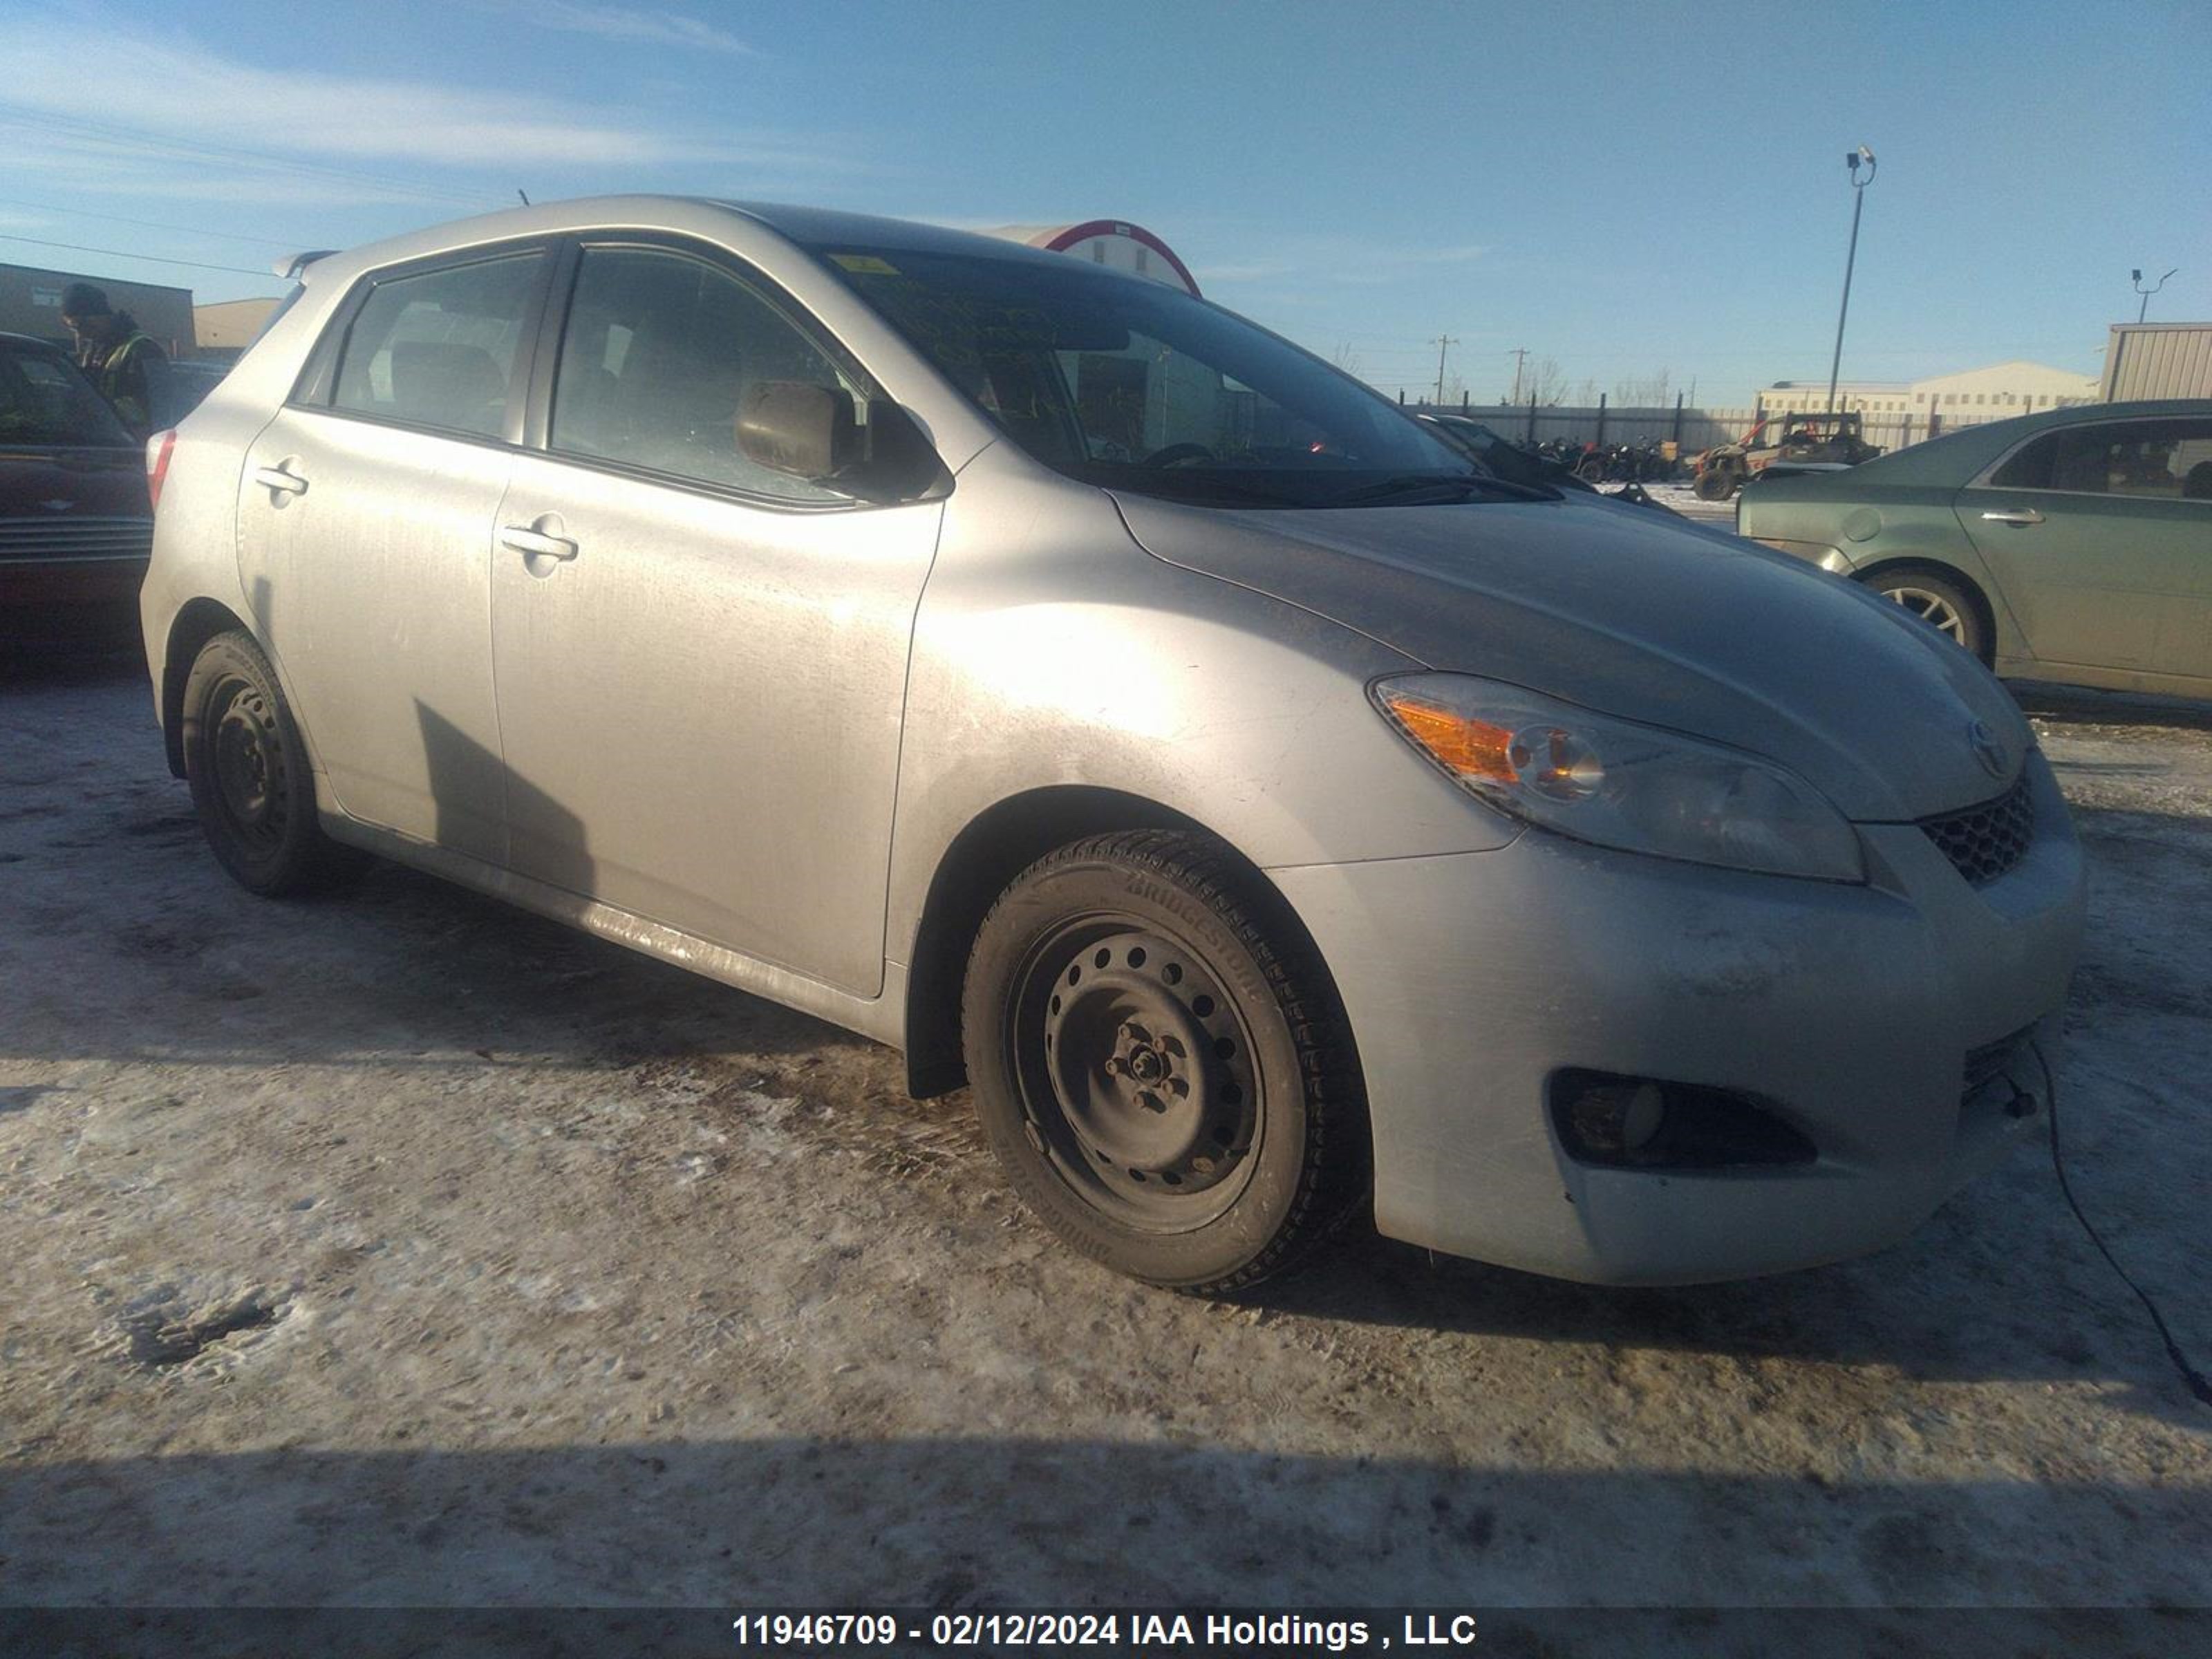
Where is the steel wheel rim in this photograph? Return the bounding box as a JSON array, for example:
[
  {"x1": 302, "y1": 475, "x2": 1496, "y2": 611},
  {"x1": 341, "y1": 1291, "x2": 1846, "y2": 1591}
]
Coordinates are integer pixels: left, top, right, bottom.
[
  {"x1": 1010, "y1": 915, "x2": 1263, "y2": 1232},
  {"x1": 1883, "y1": 585, "x2": 1967, "y2": 644},
  {"x1": 208, "y1": 675, "x2": 289, "y2": 856}
]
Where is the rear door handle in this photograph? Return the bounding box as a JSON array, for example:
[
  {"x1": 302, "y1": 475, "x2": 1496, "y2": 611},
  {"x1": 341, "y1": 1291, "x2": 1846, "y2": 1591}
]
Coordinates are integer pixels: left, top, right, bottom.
[
  {"x1": 1980, "y1": 508, "x2": 2045, "y2": 527},
  {"x1": 499, "y1": 525, "x2": 579, "y2": 561},
  {"x1": 252, "y1": 463, "x2": 308, "y2": 497}
]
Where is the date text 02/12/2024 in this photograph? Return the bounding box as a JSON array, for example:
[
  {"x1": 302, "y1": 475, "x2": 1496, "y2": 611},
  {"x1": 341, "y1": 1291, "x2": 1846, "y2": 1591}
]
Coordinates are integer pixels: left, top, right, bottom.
[{"x1": 727, "y1": 1611, "x2": 1483, "y2": 1649}]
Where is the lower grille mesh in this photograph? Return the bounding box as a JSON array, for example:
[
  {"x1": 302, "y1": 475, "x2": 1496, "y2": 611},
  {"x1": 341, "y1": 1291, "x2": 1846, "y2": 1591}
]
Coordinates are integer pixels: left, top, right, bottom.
[{"x1": 1920, "y1": 776, "x2": 2036, "y2": 885}]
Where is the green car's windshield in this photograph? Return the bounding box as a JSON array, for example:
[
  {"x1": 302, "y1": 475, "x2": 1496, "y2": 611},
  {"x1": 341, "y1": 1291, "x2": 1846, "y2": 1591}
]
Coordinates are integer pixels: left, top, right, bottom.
[{"x1": 812, "y1": 243, "x2": 1508, "y2": 508}]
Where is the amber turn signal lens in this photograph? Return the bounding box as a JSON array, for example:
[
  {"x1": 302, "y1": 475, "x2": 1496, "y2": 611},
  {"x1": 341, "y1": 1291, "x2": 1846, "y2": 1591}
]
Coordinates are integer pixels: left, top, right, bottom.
[{"x1": 1378, "y1": 689, "x2": 1516, "y2": 782}]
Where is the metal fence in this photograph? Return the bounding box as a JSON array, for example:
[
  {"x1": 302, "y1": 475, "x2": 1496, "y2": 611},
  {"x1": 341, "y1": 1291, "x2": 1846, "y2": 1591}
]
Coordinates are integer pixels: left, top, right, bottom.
[{"x1": 1405, "y1": 398, "x2": 2021, "y2": 456}]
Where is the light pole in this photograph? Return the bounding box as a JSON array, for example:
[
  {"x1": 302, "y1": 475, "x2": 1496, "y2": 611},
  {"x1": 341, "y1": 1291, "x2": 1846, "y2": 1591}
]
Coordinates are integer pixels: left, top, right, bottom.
[
  {"x1": 2132, "y1": 267, "x2": 2177, "y2": 324},
  {"x1": 1825, "y1": 145, "x2": 1877, "y2": 415}
]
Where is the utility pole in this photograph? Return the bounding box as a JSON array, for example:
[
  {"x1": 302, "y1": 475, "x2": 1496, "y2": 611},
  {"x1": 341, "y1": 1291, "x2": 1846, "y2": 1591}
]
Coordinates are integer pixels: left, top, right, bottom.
[
  {"x1": 1432, "y1": 335, "x2": 1459, "y2": 409},
  {"x1": 1826, "y1": 146, "x2": 1877, "y2": 413},
  {"x1": 1508, "y1": 347, "x2": 1528, "y2": 406}
]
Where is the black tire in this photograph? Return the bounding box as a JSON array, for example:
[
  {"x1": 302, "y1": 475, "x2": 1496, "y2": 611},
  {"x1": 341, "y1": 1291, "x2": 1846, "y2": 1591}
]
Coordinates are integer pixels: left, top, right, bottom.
[
  {"x1": 1694, "y1": 465, "x2": 1736, "y2": 501},
  {"x1": 1864, "y1": 566, "x2": 1991, "y2": 664},
  {"x1": 180, "y1": 630, "x2": 362, "y2": 896},
  {"x1": 962, "y1": 830, "x2": 1367, "y2": 1293},
  {"x1": 1575, "y1": 456, "x2": 1607, "y2": 484}
]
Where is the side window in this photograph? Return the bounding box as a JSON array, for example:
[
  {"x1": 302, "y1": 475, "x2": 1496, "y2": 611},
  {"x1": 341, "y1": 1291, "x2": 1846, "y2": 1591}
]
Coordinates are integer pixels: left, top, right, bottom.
[
  {"x1": 1988, "y1": 432, "x2": 2058, "y2": 491},
  {"x1": 1996, "y1": 418, "x2": 2212, "y2": 498},
  {"x1": 332, "y1": 254, "x2": 542, "y2": 439},
  {"x1": 550, "y1": 246, "x2": 858, "y2": 503},
  {"x1": 2100, "y1": 418, "x2": 2212, "y2": 501}
]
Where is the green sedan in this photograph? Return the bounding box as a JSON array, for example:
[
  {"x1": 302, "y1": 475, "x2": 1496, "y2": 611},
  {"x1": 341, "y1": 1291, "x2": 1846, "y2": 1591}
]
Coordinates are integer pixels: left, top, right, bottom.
[{"x1": 1737, "y1": 398, "x2": 2212, "y2": 697}]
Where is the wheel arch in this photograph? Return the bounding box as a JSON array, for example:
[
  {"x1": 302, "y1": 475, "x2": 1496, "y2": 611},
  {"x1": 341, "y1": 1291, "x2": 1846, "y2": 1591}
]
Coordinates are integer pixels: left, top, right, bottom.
[
  {"x1": 899, "y1": 785, "x2": 1357, "y2": 1103},
  {"x1": 1848, "y1": 556, "x2": 2000, "y2": 664},
  {"x1": 160, "y1": 597, "x2": 253, "y2": 778}
]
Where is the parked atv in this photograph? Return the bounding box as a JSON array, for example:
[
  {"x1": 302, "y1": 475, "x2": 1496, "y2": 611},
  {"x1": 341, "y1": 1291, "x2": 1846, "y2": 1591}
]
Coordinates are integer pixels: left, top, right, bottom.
[{"x1": 1691, "y1": 411, "x2": 1882, "y2": 501}]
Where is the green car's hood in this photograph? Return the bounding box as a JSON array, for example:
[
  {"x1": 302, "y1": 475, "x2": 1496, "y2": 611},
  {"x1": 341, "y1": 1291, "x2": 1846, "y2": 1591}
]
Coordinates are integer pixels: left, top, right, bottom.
[{"x1": 1113, "y1": 489, "x2": 2030, "y2": 823}]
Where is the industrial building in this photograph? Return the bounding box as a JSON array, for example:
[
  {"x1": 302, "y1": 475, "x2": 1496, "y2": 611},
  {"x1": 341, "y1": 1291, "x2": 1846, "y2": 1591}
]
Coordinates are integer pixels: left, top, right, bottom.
[
  {"x1": 1758, "y1": 359, "x2": 2100, "y2": 426},
  {"x1": 2101, "y1": 323, "x2": 2212, "y2": 400},
  {"x1": 191, "y1": 297, "x2": 283, "y2": 363},
  {"x1": 0, "y1": 263, "x2": 196, "y2": 357}
]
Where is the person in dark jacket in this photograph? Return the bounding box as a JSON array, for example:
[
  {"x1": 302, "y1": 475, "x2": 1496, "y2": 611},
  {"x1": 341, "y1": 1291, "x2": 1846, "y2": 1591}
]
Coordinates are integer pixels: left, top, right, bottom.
[{"x1": 60, "y1": 281, "x2": 171, "y2": 438}]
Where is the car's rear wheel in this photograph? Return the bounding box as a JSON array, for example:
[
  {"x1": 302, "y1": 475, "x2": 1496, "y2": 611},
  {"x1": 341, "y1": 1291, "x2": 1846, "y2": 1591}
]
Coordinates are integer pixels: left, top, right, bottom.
[
  {"x1": 1866, "y1": 568, "x2": 1989, "y2": 664},
  {"x1": 1694, "y1": 465, "x2": 1736, "y2": 500},
  {"x1": 962, "y1": 830, "x2": 1367, "y2": 1293},
  {"x1": 181, "y1": 630, "x2": 361, "y2": 896}
]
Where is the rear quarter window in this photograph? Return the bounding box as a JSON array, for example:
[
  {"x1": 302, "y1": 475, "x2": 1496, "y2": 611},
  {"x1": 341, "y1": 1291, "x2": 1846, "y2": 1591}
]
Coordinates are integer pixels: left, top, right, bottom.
[{"x1": 330, "y1": 254, "x2": 543, "y2": 440}]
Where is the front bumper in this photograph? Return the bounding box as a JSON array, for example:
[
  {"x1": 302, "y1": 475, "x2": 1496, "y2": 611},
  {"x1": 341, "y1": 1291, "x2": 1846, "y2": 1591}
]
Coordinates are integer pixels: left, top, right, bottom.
[{"x1": 1268, "y1": 751, "x2": 2084, "y2": 1284}]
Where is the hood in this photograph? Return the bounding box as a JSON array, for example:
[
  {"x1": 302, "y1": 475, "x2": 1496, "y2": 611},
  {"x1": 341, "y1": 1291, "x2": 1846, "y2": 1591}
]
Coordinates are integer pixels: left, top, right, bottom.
[{"x1": 1111, "y1": 489, "x2": 2027, "y2": 823}]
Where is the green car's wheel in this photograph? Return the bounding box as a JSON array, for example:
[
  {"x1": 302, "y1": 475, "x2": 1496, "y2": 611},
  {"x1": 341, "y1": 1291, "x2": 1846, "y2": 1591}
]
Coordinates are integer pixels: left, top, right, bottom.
[{"x1": 1869, "y1": 568, "x2": 1989, "y2": 664}]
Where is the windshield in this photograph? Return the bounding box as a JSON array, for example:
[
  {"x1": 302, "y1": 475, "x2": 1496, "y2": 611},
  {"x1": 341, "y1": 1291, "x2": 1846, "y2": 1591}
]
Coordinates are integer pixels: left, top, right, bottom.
[
  {"x1": 0, "y1": 342, "x2": 133, "y2": 447},
  {"x1": 811, "y1": 243, "x2": 1483, "y2": 507}
]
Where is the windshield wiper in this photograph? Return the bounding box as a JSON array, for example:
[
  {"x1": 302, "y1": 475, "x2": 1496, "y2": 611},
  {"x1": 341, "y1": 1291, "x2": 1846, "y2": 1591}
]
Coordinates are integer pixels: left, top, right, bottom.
[
  {"x1": 1105, "y1": 474, "x2": 1311, "y2": 508},
  {"x1": 1327, "y1": 472, "x2": 1558, "y2": 507}
]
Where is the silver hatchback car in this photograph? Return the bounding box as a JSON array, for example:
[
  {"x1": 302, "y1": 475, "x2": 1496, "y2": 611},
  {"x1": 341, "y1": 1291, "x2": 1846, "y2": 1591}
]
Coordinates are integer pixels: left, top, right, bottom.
[{"x1": 141, "y1": 197, "x2": 2084, "y2": 1291}]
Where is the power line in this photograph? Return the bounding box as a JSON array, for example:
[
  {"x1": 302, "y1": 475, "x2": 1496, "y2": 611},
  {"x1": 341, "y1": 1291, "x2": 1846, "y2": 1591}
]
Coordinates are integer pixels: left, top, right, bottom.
[
  {"x1": 0, "y1": 109, "x2": 500, "y2": 210},
  {"x1": 0, "y1": 232, "x2": 273, "y2": 279},
  {"x1": 0, "y1": 195, "x2": 303, "y2": 250}
]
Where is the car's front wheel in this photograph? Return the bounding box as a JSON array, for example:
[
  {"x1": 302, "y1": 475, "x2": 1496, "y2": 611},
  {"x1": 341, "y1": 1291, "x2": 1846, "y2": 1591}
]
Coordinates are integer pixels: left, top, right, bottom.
[
  {"x1": 962, "y1": 830, "x2": 1367, "y2": 1293},
  {"x1": 181, "y1": 630, "x2": 361, "y2": 895}
]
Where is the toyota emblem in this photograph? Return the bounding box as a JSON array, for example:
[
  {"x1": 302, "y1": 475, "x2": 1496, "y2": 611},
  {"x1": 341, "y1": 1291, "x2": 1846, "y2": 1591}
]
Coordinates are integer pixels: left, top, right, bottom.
[{"x1": 1969, "y1": 720, "x2": 2010, "y2": 780}]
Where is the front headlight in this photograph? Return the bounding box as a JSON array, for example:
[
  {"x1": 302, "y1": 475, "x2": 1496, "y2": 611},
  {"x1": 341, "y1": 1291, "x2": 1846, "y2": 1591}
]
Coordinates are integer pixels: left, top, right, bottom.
[{"x1": 1372, "y1": 673, "x2": 1865, "y2": 883}]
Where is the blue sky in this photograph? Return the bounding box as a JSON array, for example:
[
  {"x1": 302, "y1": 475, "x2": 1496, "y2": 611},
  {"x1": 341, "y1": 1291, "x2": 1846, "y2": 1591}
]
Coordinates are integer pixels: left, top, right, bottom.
[{"x1": 2, "y1": 0, "x2": 2204, "y2": 406}]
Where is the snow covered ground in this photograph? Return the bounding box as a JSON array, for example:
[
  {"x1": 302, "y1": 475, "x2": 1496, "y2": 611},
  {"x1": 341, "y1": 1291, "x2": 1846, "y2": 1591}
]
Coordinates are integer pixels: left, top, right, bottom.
[{"x1": 1, "y1": 651, "x2": 2206, "y2": 1645}]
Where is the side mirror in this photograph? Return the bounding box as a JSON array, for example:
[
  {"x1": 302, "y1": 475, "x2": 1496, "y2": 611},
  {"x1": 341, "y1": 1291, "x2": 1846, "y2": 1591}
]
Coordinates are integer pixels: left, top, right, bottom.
[
  {"x1": 737, "y1": 381, "x2": 858, "y2": 481},
  {"x1": 736, "y1": 382, "x2": 948, "y2": 504}
]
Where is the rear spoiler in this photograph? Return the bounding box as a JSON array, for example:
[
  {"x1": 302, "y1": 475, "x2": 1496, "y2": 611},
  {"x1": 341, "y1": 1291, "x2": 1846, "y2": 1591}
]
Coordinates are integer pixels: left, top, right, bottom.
[{"x1": 272, "y1": 250, "x2": 339, "y2": 281}]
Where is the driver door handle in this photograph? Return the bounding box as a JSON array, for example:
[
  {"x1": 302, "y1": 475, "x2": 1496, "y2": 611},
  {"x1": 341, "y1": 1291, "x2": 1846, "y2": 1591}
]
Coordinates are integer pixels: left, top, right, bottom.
[
  {"x1": 1980, "y1": 508, "x2": 2045, "y2": 527},
  {"x1": 252, "y1": 463, "x2": 308, "y2": 497},
  {"x1": 499, "y1": 525, "x2": 579, "y2": 561}
]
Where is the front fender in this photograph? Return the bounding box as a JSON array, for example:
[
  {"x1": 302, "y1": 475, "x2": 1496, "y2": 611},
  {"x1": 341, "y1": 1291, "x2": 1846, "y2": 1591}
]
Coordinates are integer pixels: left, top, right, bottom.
[{"x1": 883, "y1": 456, "x2": 1519, "y2": 976}]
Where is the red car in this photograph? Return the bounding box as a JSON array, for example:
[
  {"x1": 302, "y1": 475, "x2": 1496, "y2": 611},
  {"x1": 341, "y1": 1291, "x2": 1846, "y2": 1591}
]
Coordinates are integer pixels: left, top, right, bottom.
[{"x1": 0, "y1": 330, "x2": 153, "y2": 625}]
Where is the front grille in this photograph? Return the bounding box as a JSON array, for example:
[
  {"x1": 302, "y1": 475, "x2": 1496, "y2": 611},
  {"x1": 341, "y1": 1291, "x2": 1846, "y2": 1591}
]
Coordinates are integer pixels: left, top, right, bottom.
[
  {"x1": 1920, "y1": 774, "x2": 2035, "y2": 885},
  {"x1": 0, "y1": 516, "x2": 154, "y2": 562}
]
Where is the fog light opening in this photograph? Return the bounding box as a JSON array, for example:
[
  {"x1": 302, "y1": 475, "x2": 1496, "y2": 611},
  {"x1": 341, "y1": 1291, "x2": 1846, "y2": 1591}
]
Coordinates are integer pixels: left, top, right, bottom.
[{"x1": 1550, "y1": 1070, "x2": 1817, "y2": 1170}]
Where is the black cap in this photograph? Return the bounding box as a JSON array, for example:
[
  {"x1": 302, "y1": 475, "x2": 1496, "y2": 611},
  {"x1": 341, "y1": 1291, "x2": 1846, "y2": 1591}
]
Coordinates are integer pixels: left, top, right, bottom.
[{"x1": 59, "y1": 281, "x2": 113, "y2": 319}]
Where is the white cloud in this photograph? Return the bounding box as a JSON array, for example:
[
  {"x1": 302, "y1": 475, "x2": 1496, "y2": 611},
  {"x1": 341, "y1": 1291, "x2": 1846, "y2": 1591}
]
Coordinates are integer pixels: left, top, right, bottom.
[
  {"x1": 0, "y1": 15, "x2": 812, "y2": 174},
  {"x1": 511, "y1": 1, "x2": 758, "y2": 55}
]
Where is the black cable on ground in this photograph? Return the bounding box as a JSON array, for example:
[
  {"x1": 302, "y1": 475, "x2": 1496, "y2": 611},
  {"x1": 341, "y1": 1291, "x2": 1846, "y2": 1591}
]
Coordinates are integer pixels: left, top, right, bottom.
[{"x1": 2032, "y1": 1041, "x2": 2211, "y2": 1407}]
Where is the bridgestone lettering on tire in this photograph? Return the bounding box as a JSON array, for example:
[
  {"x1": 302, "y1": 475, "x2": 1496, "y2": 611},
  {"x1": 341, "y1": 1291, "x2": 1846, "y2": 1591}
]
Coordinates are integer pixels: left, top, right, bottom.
[
  {"x1": 962, "y1": 830, "x2": 1368, "y2": 1293},
  {"x1": 181, "y1": 630, "x2": 359, "y2": 896}
]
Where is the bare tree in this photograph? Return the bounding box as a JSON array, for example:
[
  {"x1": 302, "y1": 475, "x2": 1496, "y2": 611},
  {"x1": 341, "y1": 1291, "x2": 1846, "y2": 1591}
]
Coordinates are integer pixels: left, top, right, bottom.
[
  {"x1": 1331, "y1": 341, "x2": 1362, "y2": 379},
  {"x1": 1612, "y1": 367, "x2": 1673, "y2": 407},
  {"x1": 1524, "y1": 356, "x2": 1569, "y2": 404}
]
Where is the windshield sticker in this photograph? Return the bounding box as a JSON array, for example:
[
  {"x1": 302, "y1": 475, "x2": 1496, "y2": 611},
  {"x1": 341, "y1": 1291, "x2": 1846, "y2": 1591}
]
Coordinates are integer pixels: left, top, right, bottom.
[{"x1": 832, "y1": 254, "x2": 901, "y2": 275}]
